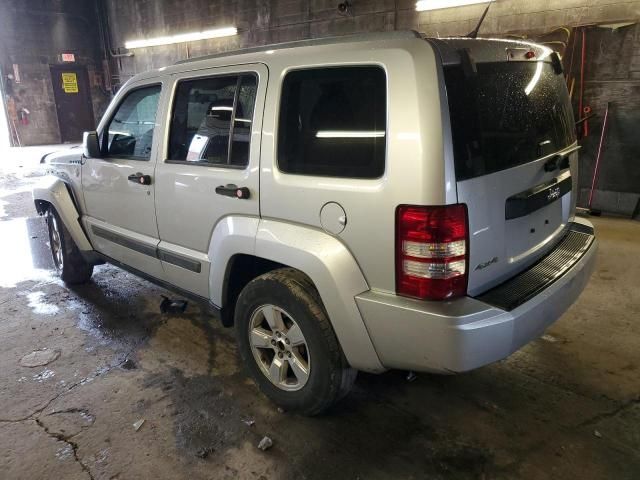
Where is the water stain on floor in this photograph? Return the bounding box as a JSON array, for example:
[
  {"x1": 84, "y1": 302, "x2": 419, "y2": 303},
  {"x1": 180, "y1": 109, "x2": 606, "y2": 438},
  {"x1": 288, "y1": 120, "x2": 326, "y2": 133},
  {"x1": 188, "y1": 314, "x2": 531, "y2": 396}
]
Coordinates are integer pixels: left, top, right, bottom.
[{"x1": 0, "y1": 217, "x2": 57, "y2": 288}]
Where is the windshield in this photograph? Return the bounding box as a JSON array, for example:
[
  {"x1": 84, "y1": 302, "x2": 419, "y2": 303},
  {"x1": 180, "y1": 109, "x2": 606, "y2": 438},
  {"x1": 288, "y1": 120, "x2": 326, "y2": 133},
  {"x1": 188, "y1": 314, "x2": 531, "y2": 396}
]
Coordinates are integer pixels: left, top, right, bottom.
[{"x1": 444, "y1": 61, "x2": 575, "y2": 181}]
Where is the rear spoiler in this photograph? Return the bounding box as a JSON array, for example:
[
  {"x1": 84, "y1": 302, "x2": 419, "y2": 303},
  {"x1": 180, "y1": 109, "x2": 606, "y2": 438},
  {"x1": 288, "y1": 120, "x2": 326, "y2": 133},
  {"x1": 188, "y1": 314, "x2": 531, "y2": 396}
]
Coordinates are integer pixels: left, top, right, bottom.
[{"x1": 426, "y1": 37, "x2": 560, "y2": 72}]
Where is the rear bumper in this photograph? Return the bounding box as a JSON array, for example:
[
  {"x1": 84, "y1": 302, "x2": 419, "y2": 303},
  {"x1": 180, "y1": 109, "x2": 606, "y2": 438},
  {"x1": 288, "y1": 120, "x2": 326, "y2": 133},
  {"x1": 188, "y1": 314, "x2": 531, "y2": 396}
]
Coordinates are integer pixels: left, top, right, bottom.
[{"x1": 356, "y1": 220, "x2": 597, "y2": 373}]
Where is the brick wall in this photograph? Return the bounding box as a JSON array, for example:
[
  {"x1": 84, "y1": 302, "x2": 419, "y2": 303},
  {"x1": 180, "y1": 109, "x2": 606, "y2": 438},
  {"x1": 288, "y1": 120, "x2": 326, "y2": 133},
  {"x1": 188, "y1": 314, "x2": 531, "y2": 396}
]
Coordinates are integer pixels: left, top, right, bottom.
[
  {"x1": 1, "y1": 0, "x2": 636, "y2": 213},
  {"x1": 105, "y1": 0, "x2": 640, "y2": 79},
  {"x1": 0, "y1": 0, "x2": 110, "y2": 146},
  {"x1": 103, "y1": 0, "x2": 639, "y2": 214},
  {"x1": 575, "y1": 23, "x2": 640, "y2": 214}
]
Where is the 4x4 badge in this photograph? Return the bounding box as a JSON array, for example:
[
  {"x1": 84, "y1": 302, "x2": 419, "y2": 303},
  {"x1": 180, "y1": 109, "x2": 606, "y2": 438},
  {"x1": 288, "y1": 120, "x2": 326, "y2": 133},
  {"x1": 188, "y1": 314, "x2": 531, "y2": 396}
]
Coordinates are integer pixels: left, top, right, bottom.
[
  {"x1": 475, "y1": 256, "x2": 499, "y2": 271},
  {"x1": 547, "y1": 186, "x2": 561, "y2": 201}
]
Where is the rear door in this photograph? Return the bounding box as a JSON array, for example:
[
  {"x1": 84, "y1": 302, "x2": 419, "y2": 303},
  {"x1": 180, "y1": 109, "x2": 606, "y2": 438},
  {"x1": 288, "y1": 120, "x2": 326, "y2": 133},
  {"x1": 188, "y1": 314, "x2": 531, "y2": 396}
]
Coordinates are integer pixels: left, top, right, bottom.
[
  {"x1": 442, "y1": 50, "x2": 578, "y2": 295},
  {"x1": 82, "y1": 81, "x2": 165, "y2": 279},
  {"x1": 154, "y1": 64, "x2": 266, "y2": 298}
]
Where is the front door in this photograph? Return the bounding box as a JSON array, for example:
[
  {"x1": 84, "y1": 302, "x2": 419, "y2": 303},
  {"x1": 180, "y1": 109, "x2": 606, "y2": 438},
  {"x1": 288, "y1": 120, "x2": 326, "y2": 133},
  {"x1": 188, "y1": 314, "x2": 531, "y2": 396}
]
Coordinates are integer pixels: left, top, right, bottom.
[
  {"x1": 50, "y1": 65, "x2": 94, "y2": 142},
  {"x1": 81, "y1": 81, "x2": 165, "y2": 279},
  {"x1": 154, "y1": 64, "x2": 267, "y2": 298}
]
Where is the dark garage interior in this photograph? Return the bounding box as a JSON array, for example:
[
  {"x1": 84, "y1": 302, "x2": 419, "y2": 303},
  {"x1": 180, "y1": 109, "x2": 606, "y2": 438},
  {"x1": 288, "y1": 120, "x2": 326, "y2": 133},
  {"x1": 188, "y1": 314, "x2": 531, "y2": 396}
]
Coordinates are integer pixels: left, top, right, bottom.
[{"x1": 0, "y1": 1, "x2": 639, "y2": 479}]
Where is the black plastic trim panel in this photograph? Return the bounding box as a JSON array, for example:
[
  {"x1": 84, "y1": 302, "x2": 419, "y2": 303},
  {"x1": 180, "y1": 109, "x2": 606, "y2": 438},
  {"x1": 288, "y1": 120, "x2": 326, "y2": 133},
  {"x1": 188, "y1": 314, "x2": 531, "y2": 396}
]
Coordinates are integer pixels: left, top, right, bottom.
[
  {"x1": 164, "y1": 159, "x2": 246, "y2": 169},
  {"x1": 568, "y1": 222, "x2": 594, "y2": 235},
  {"x1": 92, "y1": 225, "x2": 157, "y2": 257},
  {"x1": 91, "y1": 225, "x2": 202, "y2": 273},
  {"x1": 95, "y1": 252, "x2": 219, "y2": 314},
  {"x1": 475, "y1": 223, "x2": 594, "y2": 311},
  {"x1": 505, "y1": 175, "x2": 573, "y2": 220},
  {"x1": 158, "y1": 250, "x2": 202, "y2": 273}
]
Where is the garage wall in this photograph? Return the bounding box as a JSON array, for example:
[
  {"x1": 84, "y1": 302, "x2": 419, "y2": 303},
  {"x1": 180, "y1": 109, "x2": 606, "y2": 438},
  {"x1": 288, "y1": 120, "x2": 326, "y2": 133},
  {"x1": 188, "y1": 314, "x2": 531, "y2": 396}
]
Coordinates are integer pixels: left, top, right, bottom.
[
  {"x1": 102, "y1": 0, "x2": 640, "y2": 215},
  {"x1": 576, "y1": 24, "x2": 640, "y2": 215},
  {"x1": 0, "y1": 0, "x2": 110, "y2": 146},
  {"x1": 105, "y1": 0, "x2": 640, "y2": 77}
]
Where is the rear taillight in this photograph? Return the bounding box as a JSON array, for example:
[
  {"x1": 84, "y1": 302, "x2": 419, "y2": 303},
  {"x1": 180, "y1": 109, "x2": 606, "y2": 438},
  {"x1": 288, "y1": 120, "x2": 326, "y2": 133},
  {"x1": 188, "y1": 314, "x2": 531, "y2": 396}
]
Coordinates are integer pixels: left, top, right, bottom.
[{"x1": 395, "y1": 204, "x2": 468, "y2": 301}]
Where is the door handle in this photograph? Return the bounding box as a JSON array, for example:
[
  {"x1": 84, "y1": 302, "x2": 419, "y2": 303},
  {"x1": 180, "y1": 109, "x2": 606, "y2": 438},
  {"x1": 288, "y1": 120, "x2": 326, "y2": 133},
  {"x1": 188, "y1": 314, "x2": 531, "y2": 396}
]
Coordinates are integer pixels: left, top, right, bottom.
[
  {"x1": 128, "y1": 172, "x2": 152, "y2": 185},
  {"x1": 215, "y1": 184, "x2": 250, "y2": 199}
]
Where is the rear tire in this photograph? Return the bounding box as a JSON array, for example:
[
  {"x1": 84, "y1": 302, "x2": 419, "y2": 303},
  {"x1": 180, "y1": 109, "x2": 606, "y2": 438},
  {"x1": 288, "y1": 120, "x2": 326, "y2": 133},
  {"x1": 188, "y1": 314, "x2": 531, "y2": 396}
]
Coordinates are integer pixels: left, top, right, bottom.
[
  {"x1": 235, "y1": 268, "x2": 356, "y2": 415},
  {"x1": 45, "y1": 206, "x2": 93, "y2": 284}
]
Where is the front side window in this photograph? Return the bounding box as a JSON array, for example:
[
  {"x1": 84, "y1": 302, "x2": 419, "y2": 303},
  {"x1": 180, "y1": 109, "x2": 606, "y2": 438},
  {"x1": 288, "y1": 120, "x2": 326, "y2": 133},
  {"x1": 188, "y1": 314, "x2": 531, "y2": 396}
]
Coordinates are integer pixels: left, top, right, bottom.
[
  {"x1": 278, "y1": 66, "x2": 386, "y2": 179},
  {"x1": 105, "y1": 85, "x2": 161, "y2": 160},
  {"x1": 168, "y1": 74, "x2": 257, "y2": 167}
]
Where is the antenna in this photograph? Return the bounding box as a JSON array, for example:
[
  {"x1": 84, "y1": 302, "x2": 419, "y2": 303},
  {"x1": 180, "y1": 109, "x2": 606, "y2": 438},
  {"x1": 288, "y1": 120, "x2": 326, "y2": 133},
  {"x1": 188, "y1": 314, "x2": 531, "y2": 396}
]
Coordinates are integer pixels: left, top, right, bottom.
[{"x1": 466, "y1": 1, "x2": 493, "y2": 39}]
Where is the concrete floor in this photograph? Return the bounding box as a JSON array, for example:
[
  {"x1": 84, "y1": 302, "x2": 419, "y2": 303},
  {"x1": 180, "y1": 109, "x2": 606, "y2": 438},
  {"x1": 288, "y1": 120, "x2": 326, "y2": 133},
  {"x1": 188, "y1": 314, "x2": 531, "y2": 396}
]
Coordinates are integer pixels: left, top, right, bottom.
[{"x1": 1, "y1": 148, "x2": 639, "y2": 480}]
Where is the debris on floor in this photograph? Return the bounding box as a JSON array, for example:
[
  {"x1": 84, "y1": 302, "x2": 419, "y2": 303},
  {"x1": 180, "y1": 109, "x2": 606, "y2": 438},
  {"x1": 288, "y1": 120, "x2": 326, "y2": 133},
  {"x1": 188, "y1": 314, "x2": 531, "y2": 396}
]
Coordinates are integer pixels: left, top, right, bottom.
[
  {"x1": 257, "y1": 436, "x2": 273, "y2": 451},
  {"x1": 133, "y1": 419, "x2": 145, "y2": 431},
  {"x1": 195, "y1": 446, "x2": 215, "y2": 459},
  {"x1": 121, "y1": 358, "x2": 137, "y2": 370},
  {"x1": 19, "y1": 348, "x2": 60, "y2": 367},
  {"x1": 159, "y1": 295, "x2": 188, "y2": 314},
  {"x1": 406, "y1": 371, "x2": 417, "y2": 382},
  {"x1": 242, "y1": 418, "x2": 255, "y2": 427},
  {"x1": 594, "y1": 430, "x2": 603, "y2": 438},
  {"x1": 33, "y1": 368, "x2": 55, "y2": 382}
]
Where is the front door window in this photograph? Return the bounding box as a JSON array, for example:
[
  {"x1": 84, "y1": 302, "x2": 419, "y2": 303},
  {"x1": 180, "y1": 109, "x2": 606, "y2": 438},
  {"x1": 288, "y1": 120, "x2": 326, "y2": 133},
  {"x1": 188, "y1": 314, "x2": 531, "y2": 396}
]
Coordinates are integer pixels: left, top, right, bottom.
[{"x1": 104, "y1": 86, "x2": 161, "y2": 160}]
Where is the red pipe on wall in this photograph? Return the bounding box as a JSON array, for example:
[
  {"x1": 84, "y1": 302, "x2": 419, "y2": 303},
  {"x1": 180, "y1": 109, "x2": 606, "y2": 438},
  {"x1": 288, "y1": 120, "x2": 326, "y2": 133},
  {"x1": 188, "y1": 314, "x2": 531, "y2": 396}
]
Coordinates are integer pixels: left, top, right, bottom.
[{"x1": 588, "y1": 102, "x2": 610, "y2": 209}]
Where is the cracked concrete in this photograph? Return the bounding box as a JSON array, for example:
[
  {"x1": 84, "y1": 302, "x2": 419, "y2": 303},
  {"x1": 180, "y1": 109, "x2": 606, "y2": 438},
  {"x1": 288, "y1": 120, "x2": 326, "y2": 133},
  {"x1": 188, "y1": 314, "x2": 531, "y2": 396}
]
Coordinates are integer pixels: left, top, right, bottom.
[
  {"x1": 579, "y1": 395, "x2": 640, "y2": 427},
  {"x1": 0, "y1": 148, "x2": 639, "y2": 479},
  {"x1": 35, "y1": 416, "x2": 95, "y2": 480}
]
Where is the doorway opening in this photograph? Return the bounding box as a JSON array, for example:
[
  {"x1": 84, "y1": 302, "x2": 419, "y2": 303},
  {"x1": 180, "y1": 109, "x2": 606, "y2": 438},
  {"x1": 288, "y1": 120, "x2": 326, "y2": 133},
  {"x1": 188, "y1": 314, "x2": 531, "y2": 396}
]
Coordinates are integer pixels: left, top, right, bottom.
[
  {"x1": 0, "y1": 79, "x2": 10, "y2": 148},
  {"x1": 50, "y1": 65, "x2": 95, "y2": 143}
]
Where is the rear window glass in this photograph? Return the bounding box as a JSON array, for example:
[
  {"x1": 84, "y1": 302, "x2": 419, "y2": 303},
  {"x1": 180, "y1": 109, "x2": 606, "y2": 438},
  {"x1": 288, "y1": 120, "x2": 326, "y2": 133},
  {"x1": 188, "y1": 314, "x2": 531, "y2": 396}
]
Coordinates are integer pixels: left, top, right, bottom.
[
  {"x1": 444, "y1": 61, "x2": 575, "y2": 181},
  {"x1": 278, "y1": 66, "x2": 386, "y2": 179}
]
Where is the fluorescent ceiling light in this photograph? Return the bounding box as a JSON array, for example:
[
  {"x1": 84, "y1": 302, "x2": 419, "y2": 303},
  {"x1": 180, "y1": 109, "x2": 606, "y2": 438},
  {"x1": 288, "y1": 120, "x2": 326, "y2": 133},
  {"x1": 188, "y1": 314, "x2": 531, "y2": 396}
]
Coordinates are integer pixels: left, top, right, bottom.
[
  {"x1": 316, "y1": 131, "x2": 386, "y2": 138},
  {"x1": 125, "y1": 27, "x2": 237, "y2": 49},
  {"x1": 416, "y1": 0, "x2": 493, "y2": 12}
]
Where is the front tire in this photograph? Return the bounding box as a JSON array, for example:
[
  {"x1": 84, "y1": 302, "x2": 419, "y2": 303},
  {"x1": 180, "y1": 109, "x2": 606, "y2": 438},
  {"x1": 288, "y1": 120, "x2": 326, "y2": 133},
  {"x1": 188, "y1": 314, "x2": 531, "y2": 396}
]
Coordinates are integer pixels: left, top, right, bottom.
[
  {"x1": 45, "y1": 206, "x2": 93, "y2": 284},
  {"x1": 235, "y1": 268, "x2": 356, "y2": 415}
]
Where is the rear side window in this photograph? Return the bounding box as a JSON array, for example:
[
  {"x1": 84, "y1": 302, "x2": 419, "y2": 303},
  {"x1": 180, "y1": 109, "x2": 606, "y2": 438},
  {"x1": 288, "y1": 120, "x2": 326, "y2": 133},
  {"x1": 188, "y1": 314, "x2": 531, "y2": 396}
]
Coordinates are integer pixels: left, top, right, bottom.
[
  {"x1": 105, "y1": 85, "x2": 161, "y2": 160},
  {"x1": 278, "y1": 66, "x2": 386, "y2": 179},
  {"x1": 445, "y1": 62, "x2": 575, "y2": 181},
  {"x1": 168, "y1": 74, "x2": 257, "y2": 167}
]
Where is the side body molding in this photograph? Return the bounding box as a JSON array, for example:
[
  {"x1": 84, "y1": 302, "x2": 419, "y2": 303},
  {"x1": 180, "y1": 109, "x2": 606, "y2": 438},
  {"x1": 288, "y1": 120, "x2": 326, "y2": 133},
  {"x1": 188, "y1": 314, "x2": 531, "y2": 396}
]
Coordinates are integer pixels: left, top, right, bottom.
[
  {"x1": 32, "y1": 175, "x2": 93, "y2": 252},
  {"x1": 208, "y1": 217, "x2": 385, "y2": 373}
]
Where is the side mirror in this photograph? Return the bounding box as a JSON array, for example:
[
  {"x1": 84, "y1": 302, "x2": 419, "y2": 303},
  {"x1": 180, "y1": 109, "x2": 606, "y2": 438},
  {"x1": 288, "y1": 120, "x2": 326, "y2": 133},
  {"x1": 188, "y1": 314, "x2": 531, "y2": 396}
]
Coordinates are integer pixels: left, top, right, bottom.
[{"x1": 83, "y1": 131, "x2": 101, "y2": 158}]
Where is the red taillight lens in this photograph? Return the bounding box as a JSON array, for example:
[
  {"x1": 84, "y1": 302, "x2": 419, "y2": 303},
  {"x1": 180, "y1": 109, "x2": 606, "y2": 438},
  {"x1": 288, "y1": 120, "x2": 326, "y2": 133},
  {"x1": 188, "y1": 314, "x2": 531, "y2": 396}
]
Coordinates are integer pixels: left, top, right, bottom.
[{"x1": 396, "y1": 204, "x2": 468, "y2": 300}]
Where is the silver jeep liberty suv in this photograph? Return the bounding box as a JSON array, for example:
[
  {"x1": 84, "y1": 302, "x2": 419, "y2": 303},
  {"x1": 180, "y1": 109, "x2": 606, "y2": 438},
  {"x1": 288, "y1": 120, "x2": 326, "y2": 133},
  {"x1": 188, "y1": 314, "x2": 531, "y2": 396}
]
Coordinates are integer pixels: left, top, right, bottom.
[{"x1": 34, "y1": 31, "x2": 597, "y2": 414}]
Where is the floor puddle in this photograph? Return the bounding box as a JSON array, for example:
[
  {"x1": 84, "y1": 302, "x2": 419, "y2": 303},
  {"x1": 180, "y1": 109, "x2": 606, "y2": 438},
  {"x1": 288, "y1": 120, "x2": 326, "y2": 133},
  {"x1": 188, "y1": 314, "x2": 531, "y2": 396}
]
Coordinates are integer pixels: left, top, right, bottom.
[{"x1": 0, "y1": 217, "x2": 57, "y2": 288}]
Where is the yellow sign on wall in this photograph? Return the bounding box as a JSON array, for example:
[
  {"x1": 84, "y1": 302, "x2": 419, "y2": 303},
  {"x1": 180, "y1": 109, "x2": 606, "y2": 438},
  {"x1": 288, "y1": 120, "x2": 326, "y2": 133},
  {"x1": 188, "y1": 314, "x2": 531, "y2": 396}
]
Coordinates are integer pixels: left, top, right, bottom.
[{"x1": 61, "y1": 72, "x2": 78, "y2": 93}]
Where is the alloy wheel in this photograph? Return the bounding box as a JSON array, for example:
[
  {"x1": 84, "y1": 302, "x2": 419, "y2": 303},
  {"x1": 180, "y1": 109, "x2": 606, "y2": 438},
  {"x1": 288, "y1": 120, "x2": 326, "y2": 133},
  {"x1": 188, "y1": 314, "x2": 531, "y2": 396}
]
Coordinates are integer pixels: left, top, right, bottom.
[
  {"x1": 47, "y1": 211, "x2": 64, "y2": 270},
  {"x1": 248, "y1": 304, "x2": 310, "y2": 391}
]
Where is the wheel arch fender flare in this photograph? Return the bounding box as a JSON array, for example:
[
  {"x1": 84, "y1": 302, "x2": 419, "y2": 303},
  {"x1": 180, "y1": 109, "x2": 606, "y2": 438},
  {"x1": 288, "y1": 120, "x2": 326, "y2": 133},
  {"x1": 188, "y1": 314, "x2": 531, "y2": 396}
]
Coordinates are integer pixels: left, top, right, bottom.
[
  {"x1": 208, "y1": 217, "x2": 384, "y2": 373},
  {"x1": 32, "y1": 175, "x2": 93, "y2": 252}
]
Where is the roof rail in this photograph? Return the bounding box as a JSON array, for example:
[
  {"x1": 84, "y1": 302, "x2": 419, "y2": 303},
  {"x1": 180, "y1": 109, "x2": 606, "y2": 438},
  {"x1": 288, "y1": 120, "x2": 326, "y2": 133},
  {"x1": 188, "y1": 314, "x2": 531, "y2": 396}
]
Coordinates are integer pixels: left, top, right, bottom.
[{"x1": 174, "y1": 30, "x2": 421, "y2": 65}]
